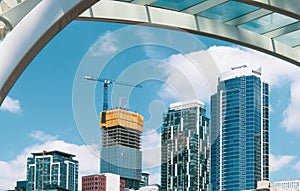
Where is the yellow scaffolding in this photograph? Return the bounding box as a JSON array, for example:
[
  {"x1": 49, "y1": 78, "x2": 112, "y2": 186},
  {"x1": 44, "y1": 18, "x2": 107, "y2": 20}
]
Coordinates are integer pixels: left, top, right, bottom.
[{"x1": 100, "y1": 108, "x2": 143, "y2": 132}]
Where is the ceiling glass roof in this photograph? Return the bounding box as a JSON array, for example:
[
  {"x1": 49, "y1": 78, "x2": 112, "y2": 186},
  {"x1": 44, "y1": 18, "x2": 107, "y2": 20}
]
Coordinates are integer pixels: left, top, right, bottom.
[
  {"x1": 275, "y1": 30, "x2": 300, "y2": 48},
  {"x1": 2, "y1": 0, "x2": 300, "y2": 66},
  {"x1": 239, "y1": 12, "x2": 298, "y2": 34},
  {"x1": 120, "y1": 0, "x2": 300, "y2": 60},
  {"x1": 151, "y1": 0, "x2": 205, "y2": 11},
  {"x1": 197, "y1": 1, "x2": 259, "y2": 22}
]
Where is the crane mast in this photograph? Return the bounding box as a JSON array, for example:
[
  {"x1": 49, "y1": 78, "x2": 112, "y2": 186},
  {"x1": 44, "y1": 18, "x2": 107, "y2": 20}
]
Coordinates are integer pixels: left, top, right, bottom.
[
  {"x1": 103, "y1": 83, "x2": 108, "y2": 111},
  {"x1": 84, "y1": 76, "x2": 142, "y2": 111}
]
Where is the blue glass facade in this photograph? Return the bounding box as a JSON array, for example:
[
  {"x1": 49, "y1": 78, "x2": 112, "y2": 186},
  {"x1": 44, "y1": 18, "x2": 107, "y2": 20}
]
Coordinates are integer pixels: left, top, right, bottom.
[
  {"x1": 100, "y1": 145, "x2": 142, "y2": 182},
  {"x1": 26, "y1": 151, "x2": 78, "y2": 191},
  {"x1": 161, "y1": 101, "x2": 210, "y2": 191},
  {"x1": 211, "y1": 69, "x2": 269, "y2": 191}
]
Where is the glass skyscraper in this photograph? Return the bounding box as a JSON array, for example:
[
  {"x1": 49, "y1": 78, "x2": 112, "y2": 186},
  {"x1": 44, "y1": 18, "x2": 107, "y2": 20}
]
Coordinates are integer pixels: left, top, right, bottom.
[
  {"x1": 161, "y1": 100, "x2": 210, "y2": 191},
  {"x1": 26, "y1": 150, "x2": 78, "y2": 191},
  {"x1": 100, "y1": 108, "x2": 144, "y2": 190},
  {"x1": 210, "y1": 66, "x2": 269, "y2": 191}
]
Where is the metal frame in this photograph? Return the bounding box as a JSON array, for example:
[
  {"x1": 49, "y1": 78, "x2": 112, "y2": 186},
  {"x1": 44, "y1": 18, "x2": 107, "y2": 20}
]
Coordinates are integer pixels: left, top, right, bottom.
[{"x1": 79, "y1": 1, "x2": 300, "y2": 66}]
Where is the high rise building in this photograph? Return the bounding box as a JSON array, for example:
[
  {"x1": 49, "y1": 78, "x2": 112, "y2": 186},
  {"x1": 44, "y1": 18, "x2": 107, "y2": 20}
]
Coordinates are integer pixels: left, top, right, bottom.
[
  {"x1": 211, "y1": 66, "x2": 269, "y2": 191},
  {"x1": 26, "y1": 150, "x2": 78, "y2": 191},
  {"x1": 161, "y1": 100, "x2": 210, "y2": 191},
  {"x1": 100, "y1": 108, "x2": 144, "y2": 190},
  {"x1": 82, "y1": 173, "x2": 126, "y2": 191}
]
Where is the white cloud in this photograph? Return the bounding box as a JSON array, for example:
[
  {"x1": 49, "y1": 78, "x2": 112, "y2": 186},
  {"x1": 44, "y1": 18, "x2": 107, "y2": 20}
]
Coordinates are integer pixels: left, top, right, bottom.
[
  {"x1": 142, "y1": 129, "x2": 161, "y2": 169},
  {"x1": 281, "y1": 81, "x2": 300, "y2": 133},
  {"x1": 135, "y1": 28, "x2": 158, "y2": 43},
  {"x1": 0, "y1": 96, "x2": 21, "y2": 113},
  {"x1": 269, "y1": 105, "x2": 274, "y2": 113},
  {"x1": 141, "y1": 101, "x2": 163, "y2": 170},
  {"x1": 269, "y1": 154, "x2": 295, "y2": 172},
  {"x1": 158, "y1": 52, "x2": 212, "y2": 103},
  {"x1": 89, "y1": 31, "x2": 118, "y2": 56},
  {"x1": 0, "y1": 131, "x2": 99, "y2": 190},
  {"x1": 149, "y1": 172, "x2": 160, "y2": 185},
  {"x1": 30, "y1": 130, "x2": 58, "y2": 142},
  {"x1": 143, "y1": 46, "x2": 162, "y2": 59},
  {"x1": 142, "y1": 129, "x2": 160, "y2": 150},
  {"x1": 142, "y1": 146, "x2": 161, "y2": 170},
  {"x1": 294, "y1": 161, "x2": 300, "y2": 171}
]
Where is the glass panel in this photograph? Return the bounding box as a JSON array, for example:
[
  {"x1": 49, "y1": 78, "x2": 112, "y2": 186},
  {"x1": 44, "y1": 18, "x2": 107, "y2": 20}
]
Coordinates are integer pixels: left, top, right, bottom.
[
  {"x1": 239, "y1": 12, "x2": 298, "y2": 34},
  {"x1": 197, "y1": 1, "x2": 259, "y2": 22},
  {"x1": 275, "y1": 30, "x2": 300, "y2": 47},
  {"x1": 151, "y1": 0, "x2": 204, "y2": 11}
]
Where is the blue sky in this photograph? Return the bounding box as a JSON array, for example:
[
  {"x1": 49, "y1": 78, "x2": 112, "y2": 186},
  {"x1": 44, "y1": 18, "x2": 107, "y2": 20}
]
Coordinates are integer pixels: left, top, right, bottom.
[{"x1": 1, "y1": 20, "x2": 300, "y2": 190}]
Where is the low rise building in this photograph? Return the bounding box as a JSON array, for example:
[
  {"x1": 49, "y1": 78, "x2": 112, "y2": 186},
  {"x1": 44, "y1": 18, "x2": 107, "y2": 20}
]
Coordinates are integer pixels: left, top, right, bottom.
[
  {"x1": 139, "y1": 184, "x2": 160, "y2": 191},
  {"x1": 82, "y1": 173, "x2": 125, "y2": 191},
  {"x1": 274, "y1": 180, "x2": 300, "y2": 191}
]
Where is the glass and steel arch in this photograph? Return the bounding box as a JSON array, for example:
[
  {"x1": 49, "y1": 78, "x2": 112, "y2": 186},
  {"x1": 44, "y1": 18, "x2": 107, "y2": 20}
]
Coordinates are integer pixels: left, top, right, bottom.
[{"x1": 0, "y1": 0, "x2": 299, "y2": 105}]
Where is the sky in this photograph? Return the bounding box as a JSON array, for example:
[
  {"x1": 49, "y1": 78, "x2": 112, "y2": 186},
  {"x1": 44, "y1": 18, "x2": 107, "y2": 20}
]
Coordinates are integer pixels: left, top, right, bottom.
[{"x1": 1, "y1": 20, "x2": 300, "y2": 190}]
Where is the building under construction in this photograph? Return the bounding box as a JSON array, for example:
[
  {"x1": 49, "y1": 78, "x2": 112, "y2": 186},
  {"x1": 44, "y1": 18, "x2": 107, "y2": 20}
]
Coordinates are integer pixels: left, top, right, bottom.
[{"x1": 100, "y1": 108, "x2": 144, "y2": 190}]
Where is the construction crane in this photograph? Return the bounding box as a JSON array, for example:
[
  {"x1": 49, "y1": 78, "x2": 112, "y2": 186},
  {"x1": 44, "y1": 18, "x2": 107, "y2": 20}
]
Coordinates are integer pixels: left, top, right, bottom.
[{"x1": 84, "y1": 76, "x2": 142, "y2": 111}]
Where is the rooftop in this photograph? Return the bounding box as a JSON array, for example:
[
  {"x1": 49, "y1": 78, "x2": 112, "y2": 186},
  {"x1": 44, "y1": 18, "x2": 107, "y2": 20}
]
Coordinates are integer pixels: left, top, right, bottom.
[
  {"x1": 170, "y1": 99, "x2": 205, "y2": 110},
  {"x1": 219, "y1": 65, "x2": 262, "y2": 82},
  {"x1": 31, "y1": 150, "x2": 76, "y2": 158}
]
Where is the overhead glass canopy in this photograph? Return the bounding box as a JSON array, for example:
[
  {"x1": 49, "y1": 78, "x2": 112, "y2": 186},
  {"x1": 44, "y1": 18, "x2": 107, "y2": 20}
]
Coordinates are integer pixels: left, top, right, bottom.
[
  {"x1": 1, "y1": 0, "x2": 300, "y2": 58},
  {"x1": 115, "y1": 0, "x2": 300, "y2": 62},
  {"x1": 151, "y1": 0, "x2": 205, "y2": 11},
  {"x1": 239, "y1": 12, "x2": 298, "y2": 34},
  {"x1": 197, "y1": 1, "x2": 259, "y2": 22},
  {"x1": 275, "y1": 30, "x2": 300, "y2": 48}
]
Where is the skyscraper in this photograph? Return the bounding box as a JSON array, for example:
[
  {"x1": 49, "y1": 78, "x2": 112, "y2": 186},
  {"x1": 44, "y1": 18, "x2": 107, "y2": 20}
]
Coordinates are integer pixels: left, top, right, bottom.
[
  {"x1": 161, "y1": 100, "x2": 210, "y2": 191},
  {"x1": 210, "y1": 66, "x2": 269, "y2": 191},
  {"x1": 100, "y1": 108, "x2": 144, "y2": 190},
  {"x1": 26, "y1": 150, "x2": 78, "y2": 191}
]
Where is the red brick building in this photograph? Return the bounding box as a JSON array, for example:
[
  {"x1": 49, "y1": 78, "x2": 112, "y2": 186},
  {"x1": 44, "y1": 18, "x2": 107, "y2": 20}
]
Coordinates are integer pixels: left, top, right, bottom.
[{"x1": 82, "y1": 174, "x2": 125, "y2": 191}]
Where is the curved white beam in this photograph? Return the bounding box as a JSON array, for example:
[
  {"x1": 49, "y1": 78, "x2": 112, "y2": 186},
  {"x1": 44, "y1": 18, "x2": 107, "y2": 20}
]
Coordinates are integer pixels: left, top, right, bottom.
[
  {"x1": 79, "y1": 1, "x2": 300, "y2": 66},
  {"x1": 0, "y1": 0, "x2": 99, "y2": 105}
]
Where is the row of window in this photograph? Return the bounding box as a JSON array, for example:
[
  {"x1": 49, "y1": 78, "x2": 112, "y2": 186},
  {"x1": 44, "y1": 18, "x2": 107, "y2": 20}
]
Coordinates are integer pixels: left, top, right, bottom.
[
  {"x1": 83, "y1": 181, "x2": 105, "y2": 186},
  {"x1": 83, "y1": 186, "x2": 106, "y2": 191}
]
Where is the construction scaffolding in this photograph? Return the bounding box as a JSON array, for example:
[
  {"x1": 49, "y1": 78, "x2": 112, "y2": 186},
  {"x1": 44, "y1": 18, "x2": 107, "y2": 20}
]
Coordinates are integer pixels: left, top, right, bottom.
[{"x1": 100, "y1": 108, "x2": 144, "y2": 132}]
